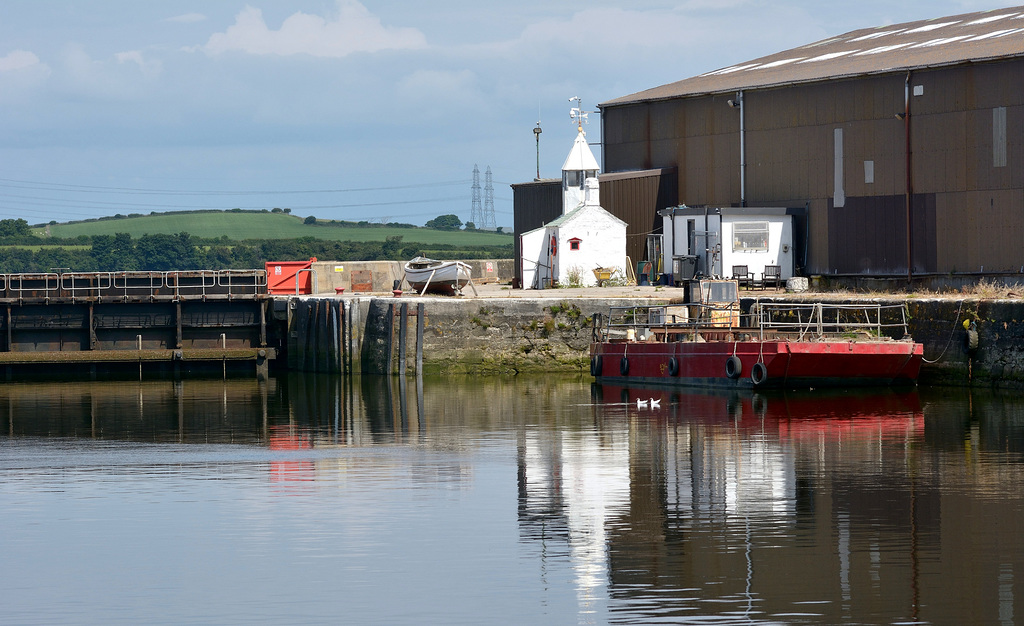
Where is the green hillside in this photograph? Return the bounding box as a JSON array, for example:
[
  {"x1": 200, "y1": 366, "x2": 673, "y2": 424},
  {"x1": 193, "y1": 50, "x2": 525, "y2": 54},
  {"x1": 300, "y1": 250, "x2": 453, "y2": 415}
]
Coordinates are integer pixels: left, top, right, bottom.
[{"x1": 37, "y1": 211, "x2": 510, "y2": 245}]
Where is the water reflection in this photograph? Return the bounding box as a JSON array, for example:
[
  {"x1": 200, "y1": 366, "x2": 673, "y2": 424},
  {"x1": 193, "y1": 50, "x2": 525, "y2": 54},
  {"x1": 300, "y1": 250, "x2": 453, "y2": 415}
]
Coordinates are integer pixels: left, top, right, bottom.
[{"x1": 2, "y1": 376, "x2": 1024, "y2": 624}]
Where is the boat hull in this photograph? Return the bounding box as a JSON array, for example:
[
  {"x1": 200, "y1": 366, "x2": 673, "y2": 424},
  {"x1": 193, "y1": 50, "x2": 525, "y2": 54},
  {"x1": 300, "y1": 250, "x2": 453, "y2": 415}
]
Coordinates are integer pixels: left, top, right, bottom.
[
  {"x1": 590, "y1": 339, "x2": 923, "y2": 389},
  {"x1": 405, "y1": 261, "x2": 472, "y2": 295}
]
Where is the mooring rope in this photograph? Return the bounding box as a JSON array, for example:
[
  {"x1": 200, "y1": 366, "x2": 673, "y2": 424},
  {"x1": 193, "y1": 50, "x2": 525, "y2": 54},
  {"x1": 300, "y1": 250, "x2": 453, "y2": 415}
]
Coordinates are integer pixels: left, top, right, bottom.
[{"x1": 922, "y1": 299, "x2": 965, "y2": 364}]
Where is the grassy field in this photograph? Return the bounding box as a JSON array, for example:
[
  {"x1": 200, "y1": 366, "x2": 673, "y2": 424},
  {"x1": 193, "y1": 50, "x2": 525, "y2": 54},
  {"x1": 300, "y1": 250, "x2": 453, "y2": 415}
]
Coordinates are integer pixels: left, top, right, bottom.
[{"x1": 37, "y1": 212, "x2": 511, "y2": 245}]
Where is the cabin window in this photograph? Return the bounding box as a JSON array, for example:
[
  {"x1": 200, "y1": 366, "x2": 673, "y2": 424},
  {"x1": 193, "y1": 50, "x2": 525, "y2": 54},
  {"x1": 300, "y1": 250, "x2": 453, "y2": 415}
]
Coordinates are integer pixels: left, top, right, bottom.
[
  {"x1": 732, "y1": 221, "x2": 769, "y2": 252},
  {"x1": 569, "y1": 238, "x2": 581, "y2": 251}
]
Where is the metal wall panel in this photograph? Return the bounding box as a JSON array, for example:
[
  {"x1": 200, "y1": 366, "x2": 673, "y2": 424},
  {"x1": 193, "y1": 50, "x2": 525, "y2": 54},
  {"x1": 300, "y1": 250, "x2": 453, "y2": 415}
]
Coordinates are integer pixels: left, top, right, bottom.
[
  {"x1": 600, "y1": 57, "x2": 1024, "y2": 276},
  {"x1": 599, "y1": 169, "x2": 678, "y2": 268},
  {"x1": 511, "y1": 180, "x2": 561, "y2": 287}
]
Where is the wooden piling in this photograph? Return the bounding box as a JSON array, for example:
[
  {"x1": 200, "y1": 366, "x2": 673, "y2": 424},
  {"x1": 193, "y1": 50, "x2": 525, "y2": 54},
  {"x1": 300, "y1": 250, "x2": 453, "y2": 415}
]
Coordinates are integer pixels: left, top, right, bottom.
[
  {"x1": 399, "y1": 303, "x2": 408, "y2": 375},
  {"x1": 340, "y1": 300, "x2": 349, "y2": 374},
  {"x1": 416, "y1": 302, "x2": 424, "y2": 374},
  {"x1": 317, "y1": 299, "x2": 329, "y2": 373},
  {"x1": 386, "y1": 302, "x2": 395, "y2": 374}
]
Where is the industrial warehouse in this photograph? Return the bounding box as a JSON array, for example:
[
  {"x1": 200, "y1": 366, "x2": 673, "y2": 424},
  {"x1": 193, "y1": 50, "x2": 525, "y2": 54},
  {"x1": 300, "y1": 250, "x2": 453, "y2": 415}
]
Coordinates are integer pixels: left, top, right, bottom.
[{"x1": 514, "y1": 6, "x2": 1024, "y2": 286}]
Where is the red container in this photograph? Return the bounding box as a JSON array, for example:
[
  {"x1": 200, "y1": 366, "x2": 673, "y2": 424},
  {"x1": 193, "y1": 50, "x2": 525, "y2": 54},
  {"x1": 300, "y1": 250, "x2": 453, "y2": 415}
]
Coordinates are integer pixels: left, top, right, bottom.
[{"x1": 265, "y1": 257, "x2": 317, "y2": 294}]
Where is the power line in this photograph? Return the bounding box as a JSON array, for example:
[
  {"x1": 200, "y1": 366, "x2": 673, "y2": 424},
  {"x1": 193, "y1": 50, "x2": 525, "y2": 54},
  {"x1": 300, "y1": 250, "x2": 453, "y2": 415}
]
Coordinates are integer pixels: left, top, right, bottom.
[
  {"x1": 0, "y1": 191, "x2": 470, "y2": 212},
  {"x1": 0, "y1": 177, "x2": 473, "y2": 196}
]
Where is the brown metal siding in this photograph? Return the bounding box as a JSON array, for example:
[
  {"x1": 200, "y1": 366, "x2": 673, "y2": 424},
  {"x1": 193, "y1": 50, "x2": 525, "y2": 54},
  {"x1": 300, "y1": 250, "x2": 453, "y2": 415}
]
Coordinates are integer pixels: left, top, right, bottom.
[
  {"x1": 599, "y1": 169, "x2": 678, "y2": 267},
  {"x1": 828, "y1": 194, "x2": 936, "y2": 274},
  {"x1": 600, "y1": 56, "x2": 1024, "y2": 276}
]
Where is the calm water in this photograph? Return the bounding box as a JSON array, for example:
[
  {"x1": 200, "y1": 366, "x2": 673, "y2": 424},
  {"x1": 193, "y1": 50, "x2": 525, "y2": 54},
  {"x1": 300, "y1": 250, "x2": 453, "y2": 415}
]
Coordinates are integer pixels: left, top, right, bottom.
[{"x1": 1, "y1": 374, "x2": 1023, "y2": 625}]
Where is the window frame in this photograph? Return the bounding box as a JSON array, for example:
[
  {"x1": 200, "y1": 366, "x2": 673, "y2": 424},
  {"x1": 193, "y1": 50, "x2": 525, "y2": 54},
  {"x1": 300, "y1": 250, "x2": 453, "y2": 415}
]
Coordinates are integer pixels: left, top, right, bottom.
[{"x1": 732, "y1": 221, "x2": 769, "y2": 252}]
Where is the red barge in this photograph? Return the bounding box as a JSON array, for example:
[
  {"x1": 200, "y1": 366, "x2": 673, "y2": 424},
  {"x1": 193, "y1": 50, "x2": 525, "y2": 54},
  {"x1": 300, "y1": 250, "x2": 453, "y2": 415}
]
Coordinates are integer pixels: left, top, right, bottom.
[{"x1": 589, "y1": 280, "x2": 923, "y2": 390}]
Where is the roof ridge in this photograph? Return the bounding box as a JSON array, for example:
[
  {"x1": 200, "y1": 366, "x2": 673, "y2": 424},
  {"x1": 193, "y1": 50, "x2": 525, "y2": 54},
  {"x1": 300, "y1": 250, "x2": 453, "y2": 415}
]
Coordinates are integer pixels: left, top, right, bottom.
[{"x1": 601, "y1": 5, "x2": 1024, "y2": 108}]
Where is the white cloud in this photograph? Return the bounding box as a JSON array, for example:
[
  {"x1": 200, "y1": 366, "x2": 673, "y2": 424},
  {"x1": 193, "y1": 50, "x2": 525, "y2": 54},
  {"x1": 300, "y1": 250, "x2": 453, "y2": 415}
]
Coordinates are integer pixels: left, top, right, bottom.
[
  {"x1": 55, "y1": 44, "x2": 157, "y2": 100},
  {"x1": 167, "y1": 13, "x2": 207, "y2": 24},
  {"x1": 0, "y1": 49, "x2": 48, "y2": 73},
  {"x1": 0, "y1": 49, "x2": 50, "y2": 102},
  {"x1": 115, "y1": 50, "x2": 162, "y2": 78},
  {"x1": 201, "y1": 1, "x2": 426, "y2": 58}
]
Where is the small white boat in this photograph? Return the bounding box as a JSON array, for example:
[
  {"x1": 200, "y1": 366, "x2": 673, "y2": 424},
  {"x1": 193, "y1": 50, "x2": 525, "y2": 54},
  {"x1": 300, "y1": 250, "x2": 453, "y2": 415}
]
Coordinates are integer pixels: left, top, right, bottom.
[{"x1": 404, "y1": 257, "x2": 473, "y2": 295}]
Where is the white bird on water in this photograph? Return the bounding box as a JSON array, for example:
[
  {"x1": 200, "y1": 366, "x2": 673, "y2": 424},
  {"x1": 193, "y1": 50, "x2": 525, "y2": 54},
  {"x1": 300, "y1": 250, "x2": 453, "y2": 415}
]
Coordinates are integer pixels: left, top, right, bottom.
[
  {"x1": 637, "y1": 398, "x2": 648, "y2": 409},
  {"x1": 649, "y1": 398, "x2": 661, "y2": 408}
]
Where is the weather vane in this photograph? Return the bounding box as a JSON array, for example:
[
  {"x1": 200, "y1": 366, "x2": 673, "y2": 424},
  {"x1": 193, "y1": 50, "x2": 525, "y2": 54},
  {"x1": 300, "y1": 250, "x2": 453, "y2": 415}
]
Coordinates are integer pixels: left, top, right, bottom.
[{"x1": 569, "y1": 96, "x2": 589, "y2": 133}]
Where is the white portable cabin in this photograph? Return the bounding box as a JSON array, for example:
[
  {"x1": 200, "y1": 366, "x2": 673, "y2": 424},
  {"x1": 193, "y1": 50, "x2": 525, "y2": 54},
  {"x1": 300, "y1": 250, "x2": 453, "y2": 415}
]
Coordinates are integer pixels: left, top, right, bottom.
[{"x1": 660, "y1": 206, "x2": 797, "y2": 282}]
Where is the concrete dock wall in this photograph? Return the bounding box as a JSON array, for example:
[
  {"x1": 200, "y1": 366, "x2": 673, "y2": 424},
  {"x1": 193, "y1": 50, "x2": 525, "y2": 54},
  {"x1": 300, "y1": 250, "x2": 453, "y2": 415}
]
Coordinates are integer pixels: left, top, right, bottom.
[
  {"x1": 909, "y1": 297, "x2": 1024, "y2": 387},
  {"x1": 386, "y1": 296, "x2": 672, "y2": 374},
  {"x1": 310, "y1": 259, "x2": 514, "y2": 294},
  {"x1": 282, "y1": 292, "x2": 1024, "y2": 387}
]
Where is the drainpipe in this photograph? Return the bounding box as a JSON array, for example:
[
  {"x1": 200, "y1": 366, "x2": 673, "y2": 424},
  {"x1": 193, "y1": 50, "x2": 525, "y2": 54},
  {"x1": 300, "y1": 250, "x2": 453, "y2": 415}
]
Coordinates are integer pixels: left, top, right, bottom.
[
  {"x1": 735, "y1": 91, "x2": 746, "y2": 207},
  {"x1": 903, "y1": 72, "x2": 913, "y2": 282}
]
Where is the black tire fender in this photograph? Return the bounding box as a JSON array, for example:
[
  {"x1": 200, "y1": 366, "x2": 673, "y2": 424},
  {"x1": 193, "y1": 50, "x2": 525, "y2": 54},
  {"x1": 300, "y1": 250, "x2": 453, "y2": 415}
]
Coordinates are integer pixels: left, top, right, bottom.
[
  {"x1": 590, "y1": 355, "x2": 602, "y2": 377},
  {"x1": 668, "y1": 356, "x2": 679, "y2": 377},
  {"x1": 751, "y1": 362, "x2": 768, "y2": 386},
  {"x1": 725, "y1": 355, "x2": 742, "y2": 379},
  {"x1": 620, "y1": 357, "x2": 630, "y2": 376}
]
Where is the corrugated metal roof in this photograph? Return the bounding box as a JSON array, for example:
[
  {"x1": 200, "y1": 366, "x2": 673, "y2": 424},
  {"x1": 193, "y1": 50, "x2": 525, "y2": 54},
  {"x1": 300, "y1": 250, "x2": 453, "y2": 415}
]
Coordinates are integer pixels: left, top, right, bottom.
[{"x1": 601, "y1": 6, "x2": 1024, "y2": 107}]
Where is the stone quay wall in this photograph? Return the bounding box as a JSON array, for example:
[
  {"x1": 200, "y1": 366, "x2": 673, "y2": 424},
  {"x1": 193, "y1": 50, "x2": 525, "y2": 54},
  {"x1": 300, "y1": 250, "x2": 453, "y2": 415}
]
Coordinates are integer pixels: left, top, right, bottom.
[
  {"x1": 354, "y1": 296, "x2": 673, "y2": 375},
  {"x1": 290, "y1": 292, "x2": 1024, "y2": 387}
]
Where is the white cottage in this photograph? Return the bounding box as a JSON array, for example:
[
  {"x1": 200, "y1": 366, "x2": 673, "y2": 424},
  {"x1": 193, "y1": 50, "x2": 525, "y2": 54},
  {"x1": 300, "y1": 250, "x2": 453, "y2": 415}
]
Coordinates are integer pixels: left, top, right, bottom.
[{"x1": 520, "y1": 112, "x2": 627, "y2": 289}]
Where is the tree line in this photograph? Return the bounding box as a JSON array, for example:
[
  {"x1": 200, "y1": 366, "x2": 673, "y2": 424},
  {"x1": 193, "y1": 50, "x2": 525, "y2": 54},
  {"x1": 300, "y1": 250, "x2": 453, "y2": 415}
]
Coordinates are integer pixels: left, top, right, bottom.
[{"x1": 0, "y1": 229, "x2": 512, "y2": 274}]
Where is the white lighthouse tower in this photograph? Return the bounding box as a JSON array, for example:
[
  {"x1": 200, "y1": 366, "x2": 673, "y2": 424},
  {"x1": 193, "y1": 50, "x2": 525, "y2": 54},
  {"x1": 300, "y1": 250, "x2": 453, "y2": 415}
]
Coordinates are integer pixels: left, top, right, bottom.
[{"x1": 561, "y1": 97, "x2": 600, "y2": 214}]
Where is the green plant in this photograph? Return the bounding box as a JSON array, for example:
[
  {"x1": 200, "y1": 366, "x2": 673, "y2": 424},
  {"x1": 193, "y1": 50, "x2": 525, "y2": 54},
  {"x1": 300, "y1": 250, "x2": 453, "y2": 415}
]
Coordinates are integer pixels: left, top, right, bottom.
[
  {"x1": 562, "y1": 265, "x2": 585, "y2": 288},
  {"x1": 542, "y1": 319, "x2": 556, "y2": 336}
]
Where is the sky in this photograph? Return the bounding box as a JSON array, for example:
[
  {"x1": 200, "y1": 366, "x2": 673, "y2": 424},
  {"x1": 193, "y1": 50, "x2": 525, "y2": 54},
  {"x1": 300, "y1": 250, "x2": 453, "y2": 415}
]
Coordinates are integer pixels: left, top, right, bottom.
[{"x1": 0, "y1": 0, "x2": 1018, "y2": 229}]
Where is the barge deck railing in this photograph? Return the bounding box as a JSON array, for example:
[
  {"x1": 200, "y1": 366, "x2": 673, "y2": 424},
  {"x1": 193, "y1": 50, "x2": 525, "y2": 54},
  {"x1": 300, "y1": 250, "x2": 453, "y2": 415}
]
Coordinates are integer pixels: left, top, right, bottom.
[{"x1": 594, "y1": 301, "x2": 911, "y2": 343}]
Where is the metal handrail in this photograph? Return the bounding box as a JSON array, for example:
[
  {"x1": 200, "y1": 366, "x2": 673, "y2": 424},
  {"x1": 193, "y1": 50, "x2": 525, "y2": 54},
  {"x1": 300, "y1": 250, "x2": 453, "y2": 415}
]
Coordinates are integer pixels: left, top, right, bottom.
[
  {"x1": 295, "y1": 268, "x2": 317, "y2": 295},
  {"x1": 217, "y1": 269, "x2": 267, "y2": 291},
  {"x1": 0, "y1": 269, "x2": 269, "y2": 299},
  {"x1": 60, "y1": 272, "x2": 113, "y2": 295},
  {"x1": 754, "y1": 302, "x2": 908, "y2": 340},
  {"x1": 112, "y1": 271, "x2": 165, "y2": 290},
  {"x1": 7, "y1": 273, "x2": 60, "y2": 295},
  {"x1": 600, "y1": 302, "x2": 910, "y2": 342},
  {"x1": 166, "y1": 270, "x2": 217, "y2": 299}
]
